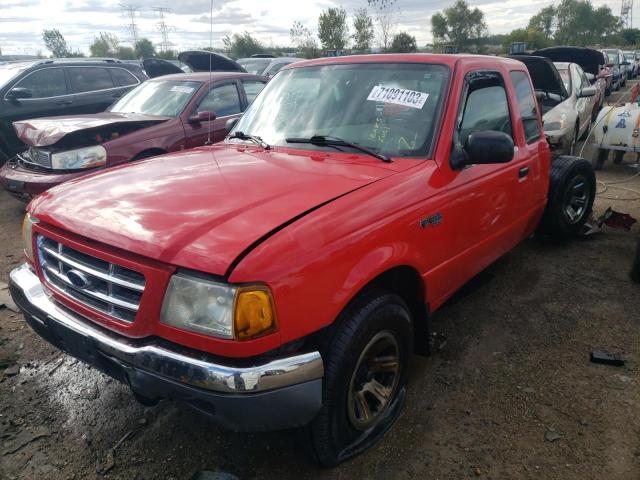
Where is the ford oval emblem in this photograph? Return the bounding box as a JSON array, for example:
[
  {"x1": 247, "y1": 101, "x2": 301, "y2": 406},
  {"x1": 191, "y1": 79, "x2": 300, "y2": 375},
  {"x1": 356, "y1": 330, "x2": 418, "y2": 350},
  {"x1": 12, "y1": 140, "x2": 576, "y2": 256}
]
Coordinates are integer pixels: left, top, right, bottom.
[{"x1": 67, "y1": 270, "x2": 91, "y2": 289}]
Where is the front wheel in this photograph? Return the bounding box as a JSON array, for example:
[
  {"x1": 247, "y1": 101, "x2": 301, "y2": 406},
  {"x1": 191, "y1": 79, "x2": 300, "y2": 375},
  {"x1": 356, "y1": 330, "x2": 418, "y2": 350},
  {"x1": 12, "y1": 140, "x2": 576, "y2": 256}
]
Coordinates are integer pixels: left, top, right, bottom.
[
  {"x1": 306, "y1": 292, "x2": 413, "y2": 467},
  {"x1": 538, "y1": 156, "x2": 596, "y2": 239}
]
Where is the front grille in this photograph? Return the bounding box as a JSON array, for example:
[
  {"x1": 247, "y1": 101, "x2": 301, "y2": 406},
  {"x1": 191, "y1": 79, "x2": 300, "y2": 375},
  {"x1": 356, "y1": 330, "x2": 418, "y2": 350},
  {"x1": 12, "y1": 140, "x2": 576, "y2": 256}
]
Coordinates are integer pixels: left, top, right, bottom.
[{"x1": 37, "y1": 235, "x2": 145, "y2": 322}]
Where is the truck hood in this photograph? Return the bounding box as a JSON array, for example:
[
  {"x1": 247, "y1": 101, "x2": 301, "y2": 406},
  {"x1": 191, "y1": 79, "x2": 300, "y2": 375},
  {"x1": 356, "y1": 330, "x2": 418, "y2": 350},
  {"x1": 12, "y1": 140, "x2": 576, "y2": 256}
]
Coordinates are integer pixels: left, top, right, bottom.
[
  {"x1": 29, "y1": 145, "x2": 413, "y2": 275},
  {"x1": 14, "y1": 112, "x2": 170, "y2": 147}
]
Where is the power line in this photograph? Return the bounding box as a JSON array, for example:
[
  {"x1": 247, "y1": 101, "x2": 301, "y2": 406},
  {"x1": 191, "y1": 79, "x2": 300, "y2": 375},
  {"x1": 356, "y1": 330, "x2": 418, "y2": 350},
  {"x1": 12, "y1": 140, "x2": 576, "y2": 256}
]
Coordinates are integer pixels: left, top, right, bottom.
[
  {"x1": 153, "y1": 7, "x2": 174, "y2": 53},
  {"x1": 120, "y1": 3, "x2": 140, "y2": 46},
  {"x1": 621, "y1": 0, "x2": 634, "y2": 29}
]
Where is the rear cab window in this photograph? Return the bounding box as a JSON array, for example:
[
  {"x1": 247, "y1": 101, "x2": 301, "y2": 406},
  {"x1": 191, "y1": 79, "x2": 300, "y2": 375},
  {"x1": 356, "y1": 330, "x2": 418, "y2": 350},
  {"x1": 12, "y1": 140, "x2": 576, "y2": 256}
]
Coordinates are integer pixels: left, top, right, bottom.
[
  {"x1": 509, "y1": 70, "x2": 541, "y2": 144},
  {"x1": 68, "y1": 67, "x2": 114, "y2": 93}
]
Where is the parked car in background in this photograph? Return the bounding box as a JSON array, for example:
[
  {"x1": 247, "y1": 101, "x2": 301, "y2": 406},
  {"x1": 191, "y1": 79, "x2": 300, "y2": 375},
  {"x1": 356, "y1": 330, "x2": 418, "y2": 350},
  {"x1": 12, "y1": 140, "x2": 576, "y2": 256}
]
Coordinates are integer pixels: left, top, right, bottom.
[
  {"x1": 603, "y1": 49, "x2": 627, "y2": 90},
  {"x1": 511, "y1": 56, "x2": 596, "y2": 155},
  {"x1": 0, "y1": 72, "x2": 267, "y2": 201},
  {"x1": 623, "y1": 51, "x2": 640, "y2": 78},
  {"x1": 237, "y1": 57, "x2": 299, "y2": 77},
  {"x1": 0, "y1": 58, "x2": 148, "y2": 164},
  {"x1": 533, "y1": 46, "x2": 607, "y2": 108}
]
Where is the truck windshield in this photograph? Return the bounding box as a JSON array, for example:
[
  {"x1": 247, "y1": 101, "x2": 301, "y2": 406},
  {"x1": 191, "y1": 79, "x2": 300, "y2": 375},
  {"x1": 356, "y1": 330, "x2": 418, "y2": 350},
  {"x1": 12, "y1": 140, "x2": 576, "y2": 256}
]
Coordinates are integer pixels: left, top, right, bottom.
[
  {"x1": 230, "y1": 63, "x2": 449, "y2": 158},
  {"x1": 109, "y1": 80, "x2": 200, "y2": 117}
]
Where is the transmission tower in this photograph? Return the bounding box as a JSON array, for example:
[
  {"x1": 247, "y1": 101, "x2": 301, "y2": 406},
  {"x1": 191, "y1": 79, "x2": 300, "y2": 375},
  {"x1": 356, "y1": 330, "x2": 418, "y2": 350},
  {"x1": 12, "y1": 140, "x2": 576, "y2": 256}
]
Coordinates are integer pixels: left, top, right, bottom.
[
  {"x1": 153, "y1": 7, "x2": 174, "y2": 54},
  {"x1": 120, "y1": 4, "x2": 140, "y2": 46},
  {"x1": 621, "y1": 0, "x2": 633, "y2": 29}
]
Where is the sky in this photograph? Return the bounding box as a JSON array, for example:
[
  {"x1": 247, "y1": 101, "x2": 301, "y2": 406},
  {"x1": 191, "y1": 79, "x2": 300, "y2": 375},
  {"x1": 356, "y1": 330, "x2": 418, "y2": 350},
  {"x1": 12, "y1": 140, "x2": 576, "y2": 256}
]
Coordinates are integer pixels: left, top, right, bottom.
[{"x1": 0, "y1": 0, "x2": 633, "y2": 56}]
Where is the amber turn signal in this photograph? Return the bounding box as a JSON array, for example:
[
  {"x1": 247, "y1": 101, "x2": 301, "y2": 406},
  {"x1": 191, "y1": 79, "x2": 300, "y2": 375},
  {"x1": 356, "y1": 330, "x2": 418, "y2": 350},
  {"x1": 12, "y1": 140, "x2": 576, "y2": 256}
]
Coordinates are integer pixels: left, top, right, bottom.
[{"x1": 233, "y1": 287, "x2": 276, "y2": 340}]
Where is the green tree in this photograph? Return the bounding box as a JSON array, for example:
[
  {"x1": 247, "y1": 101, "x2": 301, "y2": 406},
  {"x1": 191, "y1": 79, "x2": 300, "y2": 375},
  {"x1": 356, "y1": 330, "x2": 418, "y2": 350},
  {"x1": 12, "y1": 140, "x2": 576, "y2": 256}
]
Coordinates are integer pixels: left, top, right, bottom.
[
  {"x1": 290, "y1": 21, "x2": 318, "y2": 59},
  {"x1": 431, "y1": 0, "x2": 487, "y2": 51},
  {"x1": 135, "y1": 38, "x2": 155, "y2": 58},
  {"x1": 222, "y1": 32, "x2": 264, "y2": 58},
  {"x1": 527, "y1": 6, "x2": 556, "y2": 39},
  {"x1": 352, "y1": 8, "x2": 374, "y2": 51},
  {"x1": 89, "y1": 32, "x2": 119, "y2": 57},
  {"x1": 156, "y1": 49, "x2": 177, "y2": 60},
  {"x1": 42, "y1": 29, "x2": 69, "y2": 58},
  {"x1": 116, "y1": 46, "x2": 135, "y2": 59},
  {"x1": 368, "y1": 0, "x2": 398, "y2": 51},
  {"x1": 318, "y1": 7, "x2": 349, "y2": 50},
  {"x1": 389, "y1": 32, "x2": 417, "y2": 53}
]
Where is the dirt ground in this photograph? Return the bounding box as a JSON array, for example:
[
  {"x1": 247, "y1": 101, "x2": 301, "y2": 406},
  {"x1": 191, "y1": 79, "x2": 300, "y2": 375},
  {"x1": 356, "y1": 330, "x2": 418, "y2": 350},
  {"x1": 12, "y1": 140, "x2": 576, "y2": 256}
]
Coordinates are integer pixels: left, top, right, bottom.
[{"x1": 1, "y1": 83, "x2": 640, "y2": 480}]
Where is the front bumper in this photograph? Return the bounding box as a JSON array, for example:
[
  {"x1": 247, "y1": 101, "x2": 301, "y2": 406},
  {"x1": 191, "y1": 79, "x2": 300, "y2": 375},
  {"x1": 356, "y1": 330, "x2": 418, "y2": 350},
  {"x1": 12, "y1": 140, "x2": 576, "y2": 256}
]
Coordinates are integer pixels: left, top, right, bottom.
[
  {"x1": 9, "y1": 264, "x2": 324, "y2": 431},
  {"x1": 0, "y1": 162, "x2": 88, "y2": 200}
]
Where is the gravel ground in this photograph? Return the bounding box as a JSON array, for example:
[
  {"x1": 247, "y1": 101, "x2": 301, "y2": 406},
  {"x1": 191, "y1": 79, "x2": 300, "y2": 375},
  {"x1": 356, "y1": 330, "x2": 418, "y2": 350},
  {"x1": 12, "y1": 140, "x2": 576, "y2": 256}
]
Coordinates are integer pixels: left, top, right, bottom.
[{"x1": 1, "y1": 82, "x2": 639, "y2": 480}]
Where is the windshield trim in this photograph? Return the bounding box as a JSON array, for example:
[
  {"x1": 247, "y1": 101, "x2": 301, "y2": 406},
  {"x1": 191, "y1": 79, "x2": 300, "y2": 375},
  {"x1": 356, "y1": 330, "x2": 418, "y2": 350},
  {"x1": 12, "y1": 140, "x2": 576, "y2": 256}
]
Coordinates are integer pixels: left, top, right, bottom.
[{"x1": 229, "y1": 61, "x2": 451, "y2": 160}]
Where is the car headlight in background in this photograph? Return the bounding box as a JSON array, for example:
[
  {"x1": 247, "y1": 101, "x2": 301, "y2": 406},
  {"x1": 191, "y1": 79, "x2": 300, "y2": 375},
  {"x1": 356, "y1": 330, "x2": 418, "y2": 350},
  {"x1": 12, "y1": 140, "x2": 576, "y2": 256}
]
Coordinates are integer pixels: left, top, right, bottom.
[
  {"x1": 543, "y1": 121, "x2": 563, "y2": 132},
  {"x1": 160, "y1": 273, "x2": 276, "y2": 340},
  {"x1": 22, "y1": 213, "x2": 38, "y2": 262},
  {"x1": 51, "y1": 145, "x2": 107, "y2": 170}
]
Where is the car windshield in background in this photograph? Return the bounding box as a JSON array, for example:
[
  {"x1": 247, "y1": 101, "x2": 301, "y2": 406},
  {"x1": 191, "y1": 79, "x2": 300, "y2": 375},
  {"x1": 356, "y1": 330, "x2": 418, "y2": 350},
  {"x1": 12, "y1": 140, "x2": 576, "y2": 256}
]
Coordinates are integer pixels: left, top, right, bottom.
[
  {"x1": 0, "y1": 63, "x2": 28, "y2": 89},
  {"x1": 238, "y1": 59, "x2": 271, "y2": 75},
  {"x1": 109, "y1": 80, "x2": 201, "y2": 117},
  {"x1": 557, "y1": 69, "x2": 570, "y2": 92},
  {"x1": 230, "y1": 63, "x2": 449, "y2": 158},
  {"x1": 624, "y1": 53, "x2": 635, "y2": 60},
  {"x1": 604, "y1": 50, "x2": 619, "y2": 65}
]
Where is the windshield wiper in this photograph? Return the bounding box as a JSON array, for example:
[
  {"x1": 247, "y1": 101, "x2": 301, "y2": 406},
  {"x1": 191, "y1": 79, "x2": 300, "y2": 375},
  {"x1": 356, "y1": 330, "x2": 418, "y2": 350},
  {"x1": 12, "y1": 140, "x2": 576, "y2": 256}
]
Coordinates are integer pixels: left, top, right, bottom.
[
  {"x1": 285, "y1": 135, "x2": 391, "y2": 162},
  {"x1": 228, "y1": 131, "x2": 271, "y2": 150}
]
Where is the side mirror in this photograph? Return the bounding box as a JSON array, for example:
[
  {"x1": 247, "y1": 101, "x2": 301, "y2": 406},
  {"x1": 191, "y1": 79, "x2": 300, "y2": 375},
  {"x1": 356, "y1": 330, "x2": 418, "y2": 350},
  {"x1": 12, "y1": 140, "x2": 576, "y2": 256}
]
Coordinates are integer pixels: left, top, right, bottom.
[
  {"x1": 579, "y1": 86, "x2": 596, "y2": 98},
  {"x1": 6, "y1": 87, "x2": 32, "y2": 100},
  {"x1": 188, "y1": 111, "x2": 216, "y2": 123},
  {"x1": 451, "y1": 131, "x2": 514, "y2": 169},
  {"x1": 225, "y1": 117, "x2": 239, "y2": 134}
]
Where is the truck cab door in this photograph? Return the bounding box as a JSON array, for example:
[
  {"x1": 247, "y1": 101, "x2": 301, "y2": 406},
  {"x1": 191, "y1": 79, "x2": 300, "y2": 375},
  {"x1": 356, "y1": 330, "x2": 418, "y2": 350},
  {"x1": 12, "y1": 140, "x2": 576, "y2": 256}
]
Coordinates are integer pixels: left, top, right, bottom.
[
  {"x1": 426, "y1": 70, "x2": 529, "y2": 305},
  {"x1": 183, "y1": 81, "x2": 243, "y2": 148}
]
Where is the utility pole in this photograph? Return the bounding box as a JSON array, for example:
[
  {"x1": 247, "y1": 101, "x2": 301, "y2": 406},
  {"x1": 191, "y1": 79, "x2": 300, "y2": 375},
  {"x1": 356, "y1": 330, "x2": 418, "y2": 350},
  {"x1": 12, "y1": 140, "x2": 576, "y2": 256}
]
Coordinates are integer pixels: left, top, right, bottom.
[
  {"x1": 621, "y1": 0, "x2": 633, "y2": 29},
  {"x1": 120, "y1": 4, "x2": 140, "y2": 46},
  {"x1": 153, "y1": 7, "x2": 174, "y2": 54}
]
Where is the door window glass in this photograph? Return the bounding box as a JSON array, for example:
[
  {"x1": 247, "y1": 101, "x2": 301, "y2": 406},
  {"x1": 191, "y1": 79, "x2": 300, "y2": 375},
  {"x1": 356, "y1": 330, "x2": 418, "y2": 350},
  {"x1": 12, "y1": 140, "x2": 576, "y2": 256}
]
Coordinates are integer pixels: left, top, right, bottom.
[
  {"x1": 198, "y1": 83, "x2": 241, "y2": 116},
  {"x1": 510, "y1": 70, "x2": 541, "y2": 143},
  {"x1": 110, "y1": 68, "x2": 138, "y2": 87},
  {"x1": 242, "y1": 80, "x2": 266, "y2": 104},
  {"x1": 13, "y1": 68, "x2": 67, "y2": 98},
  {"x1": 68, "y1": 67, "x2": 114, "y2": 93},
  {"x1": 459, "y1": 73, "x2": 512, "y2": 145}
]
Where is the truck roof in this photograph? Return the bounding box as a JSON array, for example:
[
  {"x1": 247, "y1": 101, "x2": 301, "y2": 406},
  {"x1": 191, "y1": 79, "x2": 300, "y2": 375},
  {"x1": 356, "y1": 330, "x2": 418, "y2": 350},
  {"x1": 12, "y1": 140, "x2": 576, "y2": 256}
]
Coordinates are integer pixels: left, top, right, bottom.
[{"x1": 284, "y1": 53, "x2": 528, "y2": 71}]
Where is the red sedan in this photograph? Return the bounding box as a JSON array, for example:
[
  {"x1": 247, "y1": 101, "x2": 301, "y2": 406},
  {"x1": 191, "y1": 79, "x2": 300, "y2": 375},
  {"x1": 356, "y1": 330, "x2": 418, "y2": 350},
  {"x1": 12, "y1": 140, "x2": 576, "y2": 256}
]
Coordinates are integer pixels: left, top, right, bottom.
[{"x1": 0, "y1": 72, "x2": 267, "y2": 201}]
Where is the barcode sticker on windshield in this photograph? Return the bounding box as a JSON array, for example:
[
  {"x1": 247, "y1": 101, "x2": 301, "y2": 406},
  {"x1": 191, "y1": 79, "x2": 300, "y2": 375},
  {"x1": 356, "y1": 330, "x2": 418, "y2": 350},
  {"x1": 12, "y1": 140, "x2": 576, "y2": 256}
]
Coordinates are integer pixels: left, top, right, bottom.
[
  {"x1": 367, "y1": 86, "x2": 429, "y2": 109},
  {"x1": 170, "y1": 86, "x2": 194, "y2": 94}
]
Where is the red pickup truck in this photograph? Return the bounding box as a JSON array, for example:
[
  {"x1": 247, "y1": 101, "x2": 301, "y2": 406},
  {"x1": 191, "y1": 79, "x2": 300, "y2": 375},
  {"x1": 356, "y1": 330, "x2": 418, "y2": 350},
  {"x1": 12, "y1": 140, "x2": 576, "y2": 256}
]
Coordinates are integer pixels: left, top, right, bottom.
[{"x1": 10, "y1": 54, "x2": 595, "y2": 466}]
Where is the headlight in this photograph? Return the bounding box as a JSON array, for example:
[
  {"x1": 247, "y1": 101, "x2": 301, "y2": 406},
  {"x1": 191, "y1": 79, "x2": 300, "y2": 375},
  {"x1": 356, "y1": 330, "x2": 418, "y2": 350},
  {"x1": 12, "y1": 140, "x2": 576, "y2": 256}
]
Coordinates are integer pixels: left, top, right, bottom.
[
  {"x1": 543, "y1": 121, "x2": 563, "y2": 131},
  {"x1": 51, "y1": 145, "x2": 107, "y2": 170},
  {"x1": 160, "y1": 273, "x2": 276, "y2": 340},
  {"x1": 22, "y1": 213, "x2": 39, "y2": 262}
]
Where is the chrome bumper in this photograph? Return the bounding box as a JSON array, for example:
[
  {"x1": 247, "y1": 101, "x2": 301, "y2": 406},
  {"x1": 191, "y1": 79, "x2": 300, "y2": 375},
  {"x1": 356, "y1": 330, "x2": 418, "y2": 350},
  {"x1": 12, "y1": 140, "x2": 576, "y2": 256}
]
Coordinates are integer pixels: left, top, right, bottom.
[{"x1": 10, "y1": 264, "x2": 323, "y2": 394}]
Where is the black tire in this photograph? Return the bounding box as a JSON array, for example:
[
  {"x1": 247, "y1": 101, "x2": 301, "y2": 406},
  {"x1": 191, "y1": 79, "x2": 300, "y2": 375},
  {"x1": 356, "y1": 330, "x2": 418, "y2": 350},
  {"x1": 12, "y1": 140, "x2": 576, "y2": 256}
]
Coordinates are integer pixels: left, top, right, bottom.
[
  {"x1": 592, "y1": 148, "x2": 608, "y2": 170},
  {"x1": 538, "y1": 155, "x2": 596, "y2": 239},
  {"x1": 615, "y1": 80, "x2": 620, "y2": 91},
  {"x1": 306, "y1": 291, "x2": 413, "y2": 467},
  {"x1": 613, "y1": 150, "x2": 625, "y2": 164}
]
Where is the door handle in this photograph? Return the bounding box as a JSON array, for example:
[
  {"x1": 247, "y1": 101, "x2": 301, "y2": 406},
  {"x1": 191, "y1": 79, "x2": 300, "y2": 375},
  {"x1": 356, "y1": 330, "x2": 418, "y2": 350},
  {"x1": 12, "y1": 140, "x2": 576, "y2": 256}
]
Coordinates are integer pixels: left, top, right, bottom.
[
  {"x1": 56, "y1": 100, "x2": 72, "y2": 106},
  {"x1": 519, "y1": 166, "x2": 530, "y2": 178}
]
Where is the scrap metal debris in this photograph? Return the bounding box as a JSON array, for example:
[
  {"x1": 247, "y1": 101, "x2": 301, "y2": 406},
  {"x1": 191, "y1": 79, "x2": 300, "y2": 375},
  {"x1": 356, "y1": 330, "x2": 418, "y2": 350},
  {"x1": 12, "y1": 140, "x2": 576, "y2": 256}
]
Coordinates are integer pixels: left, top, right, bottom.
[
  {"x1": 590, "y1": 350, "x2": 625, "y2": 366},
  {"x1": 582, "y1": 208, "x2": 637, "y2": 235}
]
